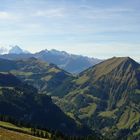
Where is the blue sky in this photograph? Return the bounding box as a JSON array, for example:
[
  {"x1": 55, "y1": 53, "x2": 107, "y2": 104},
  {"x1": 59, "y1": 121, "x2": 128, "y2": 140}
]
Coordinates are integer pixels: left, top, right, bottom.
[{"x1": 0, "y1": 0, "x2": 140, "y2": 61}]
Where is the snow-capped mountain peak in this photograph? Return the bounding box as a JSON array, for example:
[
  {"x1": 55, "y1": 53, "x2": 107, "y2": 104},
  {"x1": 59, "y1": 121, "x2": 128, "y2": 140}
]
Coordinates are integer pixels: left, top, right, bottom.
[
  {"x1": 0, "y1": 45, "x2": 30, "y2": 55},
  {"x1": 8, "y1": 45, "x2": 30, "y2": 54}
]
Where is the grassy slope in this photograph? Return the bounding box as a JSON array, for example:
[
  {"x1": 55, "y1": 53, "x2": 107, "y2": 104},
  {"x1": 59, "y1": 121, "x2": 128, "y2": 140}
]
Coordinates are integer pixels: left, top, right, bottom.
[
  {"x1": 0, "y1": 127, "x2": 48, "y2": 140},
  {"x1": 0, "y1": 121, "x2": 49, "y2": 140},
  {"x1": 0, "y1": 121, "x2": 31, "y2": 133},
  {"x1": 56, "y1": 57, "x2": 140, "y2": 139}
]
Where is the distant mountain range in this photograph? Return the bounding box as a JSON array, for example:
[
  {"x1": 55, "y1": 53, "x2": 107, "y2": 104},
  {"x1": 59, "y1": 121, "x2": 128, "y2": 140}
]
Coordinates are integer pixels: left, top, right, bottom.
[{"x1": 0, "y1": 46, "x2": 102, "y2": 73}]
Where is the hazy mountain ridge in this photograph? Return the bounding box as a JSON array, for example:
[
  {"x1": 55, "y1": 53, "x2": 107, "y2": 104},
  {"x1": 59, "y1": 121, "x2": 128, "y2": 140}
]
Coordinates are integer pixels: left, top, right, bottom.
[
  {"x1": 35, "y1": 49, "x2": 101, "y2": 74},
  {"x1": 0, "y1": 46, "x2": 102, "y2": 73}
]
